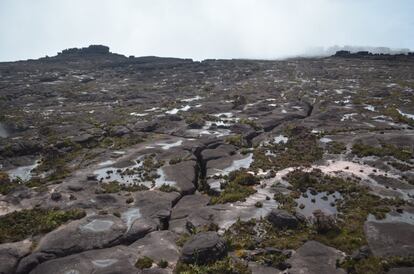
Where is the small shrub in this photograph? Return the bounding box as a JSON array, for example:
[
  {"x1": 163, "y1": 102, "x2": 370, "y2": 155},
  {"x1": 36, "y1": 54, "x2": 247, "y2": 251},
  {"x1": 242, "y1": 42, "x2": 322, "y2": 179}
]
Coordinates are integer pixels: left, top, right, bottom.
[{"x1": 135, "y1": 256, "x2": 153, "y2": 269}]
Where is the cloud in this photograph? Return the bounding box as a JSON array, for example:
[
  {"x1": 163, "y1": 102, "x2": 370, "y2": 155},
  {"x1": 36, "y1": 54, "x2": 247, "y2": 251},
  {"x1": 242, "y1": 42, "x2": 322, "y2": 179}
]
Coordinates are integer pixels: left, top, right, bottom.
[{"x1": 0, "y1": 0, "x2": 413, "y2": 61}]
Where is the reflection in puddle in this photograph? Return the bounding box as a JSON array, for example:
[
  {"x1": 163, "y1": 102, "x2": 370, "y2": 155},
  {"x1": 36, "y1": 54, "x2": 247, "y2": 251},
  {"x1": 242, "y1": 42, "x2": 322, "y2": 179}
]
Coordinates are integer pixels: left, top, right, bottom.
[{"x1": 295, "y1": 190, "x2": 341, "y2": 218}]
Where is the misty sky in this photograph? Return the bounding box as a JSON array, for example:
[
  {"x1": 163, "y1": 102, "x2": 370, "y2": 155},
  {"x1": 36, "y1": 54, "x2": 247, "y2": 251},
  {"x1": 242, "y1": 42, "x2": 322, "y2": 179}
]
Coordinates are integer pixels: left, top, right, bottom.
[{"x1": 1, "y1": 0, "x2": 413, "y2": 61}]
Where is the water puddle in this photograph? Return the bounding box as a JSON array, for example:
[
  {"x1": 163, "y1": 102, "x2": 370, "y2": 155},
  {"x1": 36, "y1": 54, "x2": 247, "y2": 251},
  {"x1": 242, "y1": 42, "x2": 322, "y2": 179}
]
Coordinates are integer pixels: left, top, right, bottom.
[
  {"x1": 8, "y1": 161, "x2": 39, "y2": 182},
  {"x1": 152, "y1": 140, "x2": 183, "y2": 150},
  {"x1": 274, "y1": 135, "x2": 288, "y2": 144},
  {"x1": 93, "y1": 159, "x2": 148, "y2": 186},
  {"x1": 166, "y1": 105, "x2": 191, "y2": 114},
  {"x1": 319, "y1": 137, "x2": 332, "y2": 143},
  {"x1": 121, "y1": 208, "x2": 141, "y2": 228},
  {"x1": 154, "y1": 167, "x2": 176, "y2": 187},
  {"x1": 92, "y1": 259, "x2": 118, "y2": 268},
  {"x1": 81, "y1": 219, "x2": 114, "y2": 232},
  {"x1": 0, "y1": 123, "x2": 9, "y2": 138},
  {"x1": 181, "y1": 95, "x2": 203, "y2": 102},
  {"x1": 222, "y1": 154, "x2": 254, "y2": 175},
  {"x1": 295, "y1": 190, "x2": 341, "y2": 218},
  {"x1": 397, "y1": 109, "x2": 414, "y2": 120},
  {"x1": 341, "y1": 113, "x2": 358, "y2": 121}
]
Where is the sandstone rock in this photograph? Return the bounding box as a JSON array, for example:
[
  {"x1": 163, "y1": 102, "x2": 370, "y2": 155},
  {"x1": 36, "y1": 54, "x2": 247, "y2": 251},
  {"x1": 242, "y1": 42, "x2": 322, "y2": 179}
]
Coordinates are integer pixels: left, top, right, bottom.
[
  {"x1": 267, "y1": 209, "x2": 299, "y2": 229},
  {"x1": 180, "y1": 231, "x2": 227, "y2": 264},
  {"x1": 0, "y1": 240, "x2": 32, "y2": 274},
  {"x1": 287, "y1": 241, "x2": 345, "y2": 274}
]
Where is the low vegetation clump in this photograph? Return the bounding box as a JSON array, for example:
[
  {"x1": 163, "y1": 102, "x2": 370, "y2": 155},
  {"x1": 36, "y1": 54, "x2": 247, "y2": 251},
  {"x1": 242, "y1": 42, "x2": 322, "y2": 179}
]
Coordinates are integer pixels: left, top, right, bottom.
[
  {"x1": 352, "y1": 142, "x2": 412, "y2": 162},
  {"x1": 224, "y1": 219, "x2": 311, "y2": 252},
  {"x1": 225, "y1": 134, "x2": 245, "y2": 147},
  {"x1": 158, "y1": 259, "x2": 168, "y2": 268},
  {"x1": 383, "y1": 106, "x2": 414, "y2": 127},
  {"x1": 252, "y1": 126, "x2": 323, "y2": 171},
  {"x1": 185, "y1": 114, "x2": 205, "y2": 129},
  {"x1": 211, "y1": 181, "x2": 256, "y2": 204},
  {"x1": 0, "y1": 208, "x2": 86, "y2": 243},
  {"x1": 99, "y1": 181, "x2": 149, "y2": 193},
  {"x1": 210, "y1": 171, "x2": 259, "y2": 204},
  {"x1": 174, "y1": 256, "x2": 250, "y2": 274},
  {"x1": 135, "y1": 256, "x2": 154, "y2": 269},
  {"x1": 340, "y1": 255, "x2": 414, "y2": 274},
  {"x1": 326, "y1": 141, "x2": 347, "y2": 154},
  {"x1": 158, "y1": 184, "x2": 179, "y2": 193},
  {"x1": 228, "y1": 170, "x2": 259, "y2": 186}
]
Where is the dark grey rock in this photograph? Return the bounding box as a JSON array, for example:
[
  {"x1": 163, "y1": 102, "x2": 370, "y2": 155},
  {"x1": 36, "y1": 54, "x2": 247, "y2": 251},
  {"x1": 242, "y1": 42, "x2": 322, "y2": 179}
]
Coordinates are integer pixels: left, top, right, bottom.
[
  {"x1": 180, "y1": 231, "x2": 227, "y2": 264},
  {"x1": 267, "y1": 209, "x2": 299, "y2": 229},
  {"x1": 0, "y1": 240, "x2": 32, "y2": 274}
]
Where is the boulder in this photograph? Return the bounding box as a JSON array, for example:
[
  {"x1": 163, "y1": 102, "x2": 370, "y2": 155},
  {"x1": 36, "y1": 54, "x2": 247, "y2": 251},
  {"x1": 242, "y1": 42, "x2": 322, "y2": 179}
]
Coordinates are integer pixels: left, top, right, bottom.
[
  {"x1": 180, "y1": 232, "x2": 227, "y2": 264},
  {"x1": 130, "y1": 231, "x2": 180, "y2": 264},
  {"x1": 364, "y1": 221, "x2": 414, "y2": 257},
  {"x1": 287, "y1": 241, "x2": 345, "y2": 274},
  {"x1": 267, "y1": 209, "x2": 299, "y2": 229},
  {"x1": 0, "y1": 240, "x2": 32, "y2": 274}
]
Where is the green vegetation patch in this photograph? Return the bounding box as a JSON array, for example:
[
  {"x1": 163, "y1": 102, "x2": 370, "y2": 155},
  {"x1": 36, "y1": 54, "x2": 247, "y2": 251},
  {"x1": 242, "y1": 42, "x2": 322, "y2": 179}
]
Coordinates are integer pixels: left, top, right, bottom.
[
  {"x1": 0, "y1": 208, "x2": 86, "y2": 243},
  {"x1": 175, "y1": 256, "x2": 250, "y2": 274},
  {"x1": 352, "y1": 142, "x2": 412, "y2": 162},
  {"x1": 99, "y1": 181, "x2": 149, "y2": 193},
  {"x1": 135, "y1": 256, "x2": 154, "y2": 269},
  {"x1": 209, "y1": 171, "x2": 259, "y2": 205},
  {"x1": 252, "y1": 126, "x2": 323, "y2": 171},
  {"x1": 340, "y1": 255, "x2": 414, "y2": 274},
  {"x1": 158, "y1": 184, "x2": 179, "y2": 193}
]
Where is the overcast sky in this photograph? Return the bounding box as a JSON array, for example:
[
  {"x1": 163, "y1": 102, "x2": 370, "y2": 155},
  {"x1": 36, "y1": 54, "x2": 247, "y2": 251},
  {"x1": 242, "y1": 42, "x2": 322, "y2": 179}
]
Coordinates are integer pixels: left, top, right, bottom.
[{"x1": 0, "y1": 0, "x2": 413, "y2": 61}]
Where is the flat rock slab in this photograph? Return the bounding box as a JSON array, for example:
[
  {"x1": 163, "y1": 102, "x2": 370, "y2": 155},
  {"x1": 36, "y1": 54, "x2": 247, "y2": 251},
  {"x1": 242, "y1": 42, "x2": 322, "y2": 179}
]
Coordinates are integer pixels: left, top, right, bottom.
[
  {"x1": 130, "y1": 231, "x2": 180, "y2": 264},
  {"x1": 36, "y1": 215, "x2": 127, "y2": 254},
  {"x1": 30, "y1": 245, "x2": 140, "y2": 274},
  {"x1": 287, "y1": 241, "x2": 345, "y2": 274},
  {"x1": 364, "y1": 221, "x2": 414, "y2": 257}
]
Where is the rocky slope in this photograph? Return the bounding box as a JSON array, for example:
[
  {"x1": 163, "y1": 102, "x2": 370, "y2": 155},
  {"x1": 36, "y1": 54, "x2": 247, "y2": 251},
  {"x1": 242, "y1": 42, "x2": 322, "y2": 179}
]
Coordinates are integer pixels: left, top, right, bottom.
[{"x1": 0, "y1": 45, "x2": 413, "y2": 274}]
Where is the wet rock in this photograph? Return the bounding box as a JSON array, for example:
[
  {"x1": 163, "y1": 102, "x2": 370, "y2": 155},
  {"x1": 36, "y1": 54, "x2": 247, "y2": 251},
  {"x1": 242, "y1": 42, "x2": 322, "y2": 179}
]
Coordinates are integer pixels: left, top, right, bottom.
[
  {"x1": 267, "y1": 209, "x2": 299, "y2": 229},
  {"x1": 287, "y1": 241, "x2": 345, "y2": 274},
  {"x1": 0, "y1": 240, "x2": 32, "y2": 274},
  {"x1": 180, "y1": 231, "x2": 227, "y2": 264}
]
